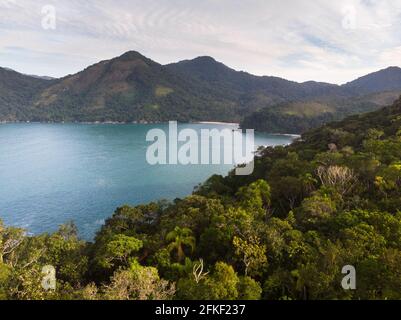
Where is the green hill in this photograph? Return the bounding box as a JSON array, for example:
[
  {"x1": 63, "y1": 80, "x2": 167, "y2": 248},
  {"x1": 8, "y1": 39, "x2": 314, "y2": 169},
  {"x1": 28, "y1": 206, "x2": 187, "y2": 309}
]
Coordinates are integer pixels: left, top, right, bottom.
[
  {"x1": 343, "y1": 66, "x2": 401, "y2": 94},
  {"x1": 241, "y1": 91, "x2": 401, "y2": 133},
  {"x1": 0, "y1": 67, "x2": 51, "y2": 121},
  {"x1": 29, "y1": 52, "x2": 347, "y2": 123},
  {"x1": 1, "y1": 51, "x2": 401, "y2": 128},
  {"x1": 241, "y1": 67, "x2": 401, "y2": 133},
  {"x1": 30, "y1": 51, "x2": 242, "y2": 123}
]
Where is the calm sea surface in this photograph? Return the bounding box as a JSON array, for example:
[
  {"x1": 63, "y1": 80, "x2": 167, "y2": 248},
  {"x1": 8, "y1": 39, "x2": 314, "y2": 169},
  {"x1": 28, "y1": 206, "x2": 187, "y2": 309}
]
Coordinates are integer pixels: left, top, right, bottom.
[{"x1": 0, "y1": 123, "x2": 295, "y2": 239}]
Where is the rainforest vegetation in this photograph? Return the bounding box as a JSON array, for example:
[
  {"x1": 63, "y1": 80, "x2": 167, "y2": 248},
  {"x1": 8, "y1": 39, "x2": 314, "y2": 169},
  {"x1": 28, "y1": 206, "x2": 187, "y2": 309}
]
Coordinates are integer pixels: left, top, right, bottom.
[{"x1": 2, "y1": 97, "x2": 401, "y2": 300}]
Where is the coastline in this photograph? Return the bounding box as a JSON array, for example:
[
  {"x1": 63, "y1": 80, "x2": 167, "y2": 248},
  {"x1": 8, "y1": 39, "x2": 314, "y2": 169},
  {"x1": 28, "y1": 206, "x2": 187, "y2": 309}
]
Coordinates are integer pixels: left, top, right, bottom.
[
  {"x1": 270, "y1": 133, "x2": 302, "y2": 138},
  {"x1": 196, "y1": 121, "x2": 240, "y2": 126},
  {"x1": 0, "y1": 120, "x2": 302, "y2": 137}
]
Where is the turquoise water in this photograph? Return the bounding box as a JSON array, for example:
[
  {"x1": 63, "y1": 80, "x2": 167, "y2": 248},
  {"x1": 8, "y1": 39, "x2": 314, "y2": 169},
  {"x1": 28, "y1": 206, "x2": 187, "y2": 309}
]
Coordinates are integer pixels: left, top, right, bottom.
[{"x1": 0, "y1": 123, "x2": 295, "y2": 239}]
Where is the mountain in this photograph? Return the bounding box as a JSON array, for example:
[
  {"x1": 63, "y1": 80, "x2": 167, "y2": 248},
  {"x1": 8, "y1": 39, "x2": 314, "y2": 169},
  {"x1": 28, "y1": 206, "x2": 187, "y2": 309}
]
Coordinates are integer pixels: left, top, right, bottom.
[
  {"x1": 29, "y1": 51, "x2": 247, "y2": 122},
  {"x1": 241, "y1": 66, "x2": 401, "y2": 133},
  {"x1": 26, "y1": 75, "x2": 55, "y2": 81},
  {"x1": 167, "y1": 56, "x2": 341, "y2": 98},
  {"x1": 343, "y1": 66, "x2": 401, "y2": 94},
  {"x1": 32, "y1": 52, "x2": 343, "y2": 123},
  {"x1": 166, "y1": 56, "x2": 344, "y2": 118},
  {"x1": 3, "y1": 67, "x2": 55, "y2": 81},
  {"x1": 0, "y1": 67, "x2": 52, "y2": 121},
  {"x1": 302, "y1": 95, "x2": 401, "y2": 151},
  {"x1": 240, "y1": 91, "x2": 401, "y2": 134},
  {"x1": 0, "y1": 51, "x2": 400, "y2": 129}
]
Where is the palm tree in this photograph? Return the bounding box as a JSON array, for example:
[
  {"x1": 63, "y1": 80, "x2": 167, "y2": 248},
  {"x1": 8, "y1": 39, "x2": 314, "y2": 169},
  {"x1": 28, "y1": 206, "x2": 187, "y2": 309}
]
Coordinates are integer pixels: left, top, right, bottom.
[{"x1": 166, "y1": 227, "x2": 195, "y2": 262}]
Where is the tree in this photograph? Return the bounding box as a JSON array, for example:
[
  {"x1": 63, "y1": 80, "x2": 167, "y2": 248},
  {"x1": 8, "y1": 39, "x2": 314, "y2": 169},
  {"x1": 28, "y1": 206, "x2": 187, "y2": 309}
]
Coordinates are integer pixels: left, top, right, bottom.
[
  {"x1": 8, "y1": 265, "x2": 57, "y2": 300},
  {"x1": 176, "y1": 262, "x2": 240, "y2": 300},
  {"x1": 207, "y1": 262, "x2": 240, "y2": 300},
  {"x1": 0, "y1": 262, "x2": 11, "y2": 299},
  {"x1": 192, "y1": 259, "x2": 209, "y2": 284},
  {"x1": 375, "y1": 162, "x2": 401, "y2": 195},
  {"x1": 45, "y1": 223, "x2": 88, "y2": 285},
  {"x1": 98, "y1": 235, "x2": 143, "y2": 269},
  {"x1": 237, "y1": 180, "x2": 271, "y2": 220},
  {"x1": 237, "y1": 276, "x2": 262, "y2": 300},
  {"x1": 103, "y1": 262, "x2": 175, "y2": 300},
  {"x1": 317, "y1": 165, "x2": 356, "y2": 197},
  {"x1": 166, "y1": 227, "x2": 195, "y2": 262},
  {"x1": 233, "y1": 236, "x2": 267, "y2": 277},
  {"x1": 271, "y1": 176, "x2": 305, "y2": 213},
  {"x1": 0, "y1": 220, "x2": 25, "y2": 265},
  {"x1": 297, "y1": 193, "x2": 337, "y2": 228},
  {"x1": 79, "y1": 283, "x2": 99, "y2": 300}
]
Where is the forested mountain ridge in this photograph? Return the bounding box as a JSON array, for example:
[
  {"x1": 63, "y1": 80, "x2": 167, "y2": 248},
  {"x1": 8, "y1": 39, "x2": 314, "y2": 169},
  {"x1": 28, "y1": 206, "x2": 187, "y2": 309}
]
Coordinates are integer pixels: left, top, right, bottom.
[
  {"x1": 343, "y1": 66, "x2": 401, "y2": 94},
  {"x1": 240, "y1": 67, "x2": 401, "y2": 133},
  {"x1": 1, "y1": 51, "x2": 401, "y2": 128},
  {"x1": 240, "y1": 90, "x2": 401, "y2": 134},
  {"x1": 241, "y1": 87, "x2": 401, "y2": 134},
  {"x1": 167, "y1": 56, "x2": 342, "y2": 99},
  {"x1": 1, "y1": 97, "x2": 401, "y2": 300},
  {"x1": 0, "y1": 67, "x2": 52, "y2": 122},
  {"x1": 30, "y1": 51, "x2": 243, "y2": 123}
]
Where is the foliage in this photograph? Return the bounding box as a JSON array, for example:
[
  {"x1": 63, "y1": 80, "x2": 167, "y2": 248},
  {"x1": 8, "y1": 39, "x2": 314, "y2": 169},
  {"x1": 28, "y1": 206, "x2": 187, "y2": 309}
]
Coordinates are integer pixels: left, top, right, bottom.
[
  {"x1": 1, "y1": 55, "x2": 400, "y2": 129},
  {"x1": 2, "y1": 97, "x2": 401, "y2": 300}
]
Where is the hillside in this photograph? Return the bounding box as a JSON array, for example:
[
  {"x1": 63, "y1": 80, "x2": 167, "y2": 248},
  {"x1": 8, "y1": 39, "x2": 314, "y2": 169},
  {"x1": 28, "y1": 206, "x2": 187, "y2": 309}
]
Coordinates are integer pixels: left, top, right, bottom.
[
  {"x1": 29, "y1": 52, "x2": 346, "y2": 123},
  {"x1": 343, "y1": 66, "x2": 401, "y2": 94},
  {"x1": 240, "y1": 91, "x2": 400, "y2": 134},
  {"x1": 2, "y1": 97, "x2": 401, "y2": 300},
  {"x1": 241, "y1": 67, "x2": 401, "y2": 133},
  {"x1": 167, "y1": 56, "x2": 344, "y2": 118},
  {"x1": 0, "y1": 52, "x2": 401, "y2": 129},
  {"x1": 0, "y1": 67, "x2": 51, "y2": 121},
  {"x1": 241, "y1": 85, "x2": 401, "y2": 133},
  {"x1": 168, "y1": 56, "x2": 341, "y2": 99},
  {"x1": 29, "y1": 51, "x2": 244, "y2": 123}
]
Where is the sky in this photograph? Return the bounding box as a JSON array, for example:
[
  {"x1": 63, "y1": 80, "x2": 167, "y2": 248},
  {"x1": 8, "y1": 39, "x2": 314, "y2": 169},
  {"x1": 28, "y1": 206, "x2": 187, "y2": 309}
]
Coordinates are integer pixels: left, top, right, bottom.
[{"x1": 0, "y1": 0, "x2": 401, "y2": 84}]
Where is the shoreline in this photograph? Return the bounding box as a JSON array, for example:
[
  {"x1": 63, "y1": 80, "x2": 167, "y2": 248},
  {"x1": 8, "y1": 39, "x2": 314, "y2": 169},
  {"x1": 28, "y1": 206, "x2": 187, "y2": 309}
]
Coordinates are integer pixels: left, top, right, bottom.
[
  {"x1": 270, "y1": 133, "x2": 302, "y2": 138},
  {"x1": 0, "y1": 120, "x2": 302, "y2": 137},
  {"x1": 196, "y1": 121, "x2": 240, "y2": 126}
]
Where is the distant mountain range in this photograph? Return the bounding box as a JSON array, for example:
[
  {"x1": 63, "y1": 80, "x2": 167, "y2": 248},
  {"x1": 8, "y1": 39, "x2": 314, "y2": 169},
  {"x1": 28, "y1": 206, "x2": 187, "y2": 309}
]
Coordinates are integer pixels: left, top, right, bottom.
[
  {"x1": 1, "y1": 51, "x2": 401, "y2": 132},
  {"x1": 2, "y1": 67, "x2": 55, "y2": 80}
]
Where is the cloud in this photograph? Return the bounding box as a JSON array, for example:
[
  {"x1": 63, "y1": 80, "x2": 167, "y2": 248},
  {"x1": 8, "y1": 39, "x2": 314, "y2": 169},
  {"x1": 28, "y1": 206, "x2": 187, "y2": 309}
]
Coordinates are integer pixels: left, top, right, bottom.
[
  {"x1": 380, "y1": 46, "x2": 401, "y2": 66},
  {"x1": 0, "y1": 0, "x2": 400, "y2": 83}
]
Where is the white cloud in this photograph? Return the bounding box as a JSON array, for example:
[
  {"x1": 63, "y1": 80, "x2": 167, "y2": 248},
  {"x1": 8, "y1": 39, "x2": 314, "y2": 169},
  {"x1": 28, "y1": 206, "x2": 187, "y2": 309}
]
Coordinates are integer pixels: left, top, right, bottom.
[
  {"x1": 380, "y1": 46, "x2": 401, "y2": 66},
  {"x1": 0, "y1": 0, "x2": 400, "y2": 83}
]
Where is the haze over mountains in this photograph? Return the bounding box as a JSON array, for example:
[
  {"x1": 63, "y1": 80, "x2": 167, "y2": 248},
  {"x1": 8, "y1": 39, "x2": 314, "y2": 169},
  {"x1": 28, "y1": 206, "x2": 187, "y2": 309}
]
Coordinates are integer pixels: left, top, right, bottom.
[{"x1": 1, "y1": 50, "x2": 401, "y2": 132}]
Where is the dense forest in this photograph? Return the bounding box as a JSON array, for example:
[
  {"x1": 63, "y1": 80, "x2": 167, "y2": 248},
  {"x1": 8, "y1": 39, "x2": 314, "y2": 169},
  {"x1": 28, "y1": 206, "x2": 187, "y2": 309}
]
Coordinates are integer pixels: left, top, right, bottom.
[
  {"x1": 1, "y1": 97, "x2": 401, "y2": 300},
  {"x1": 240, "y1": 92, "x2": 401, "y2": 134},
  {"x1": 0, "y1": 67, "x2": 50, "y2": 121}
]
